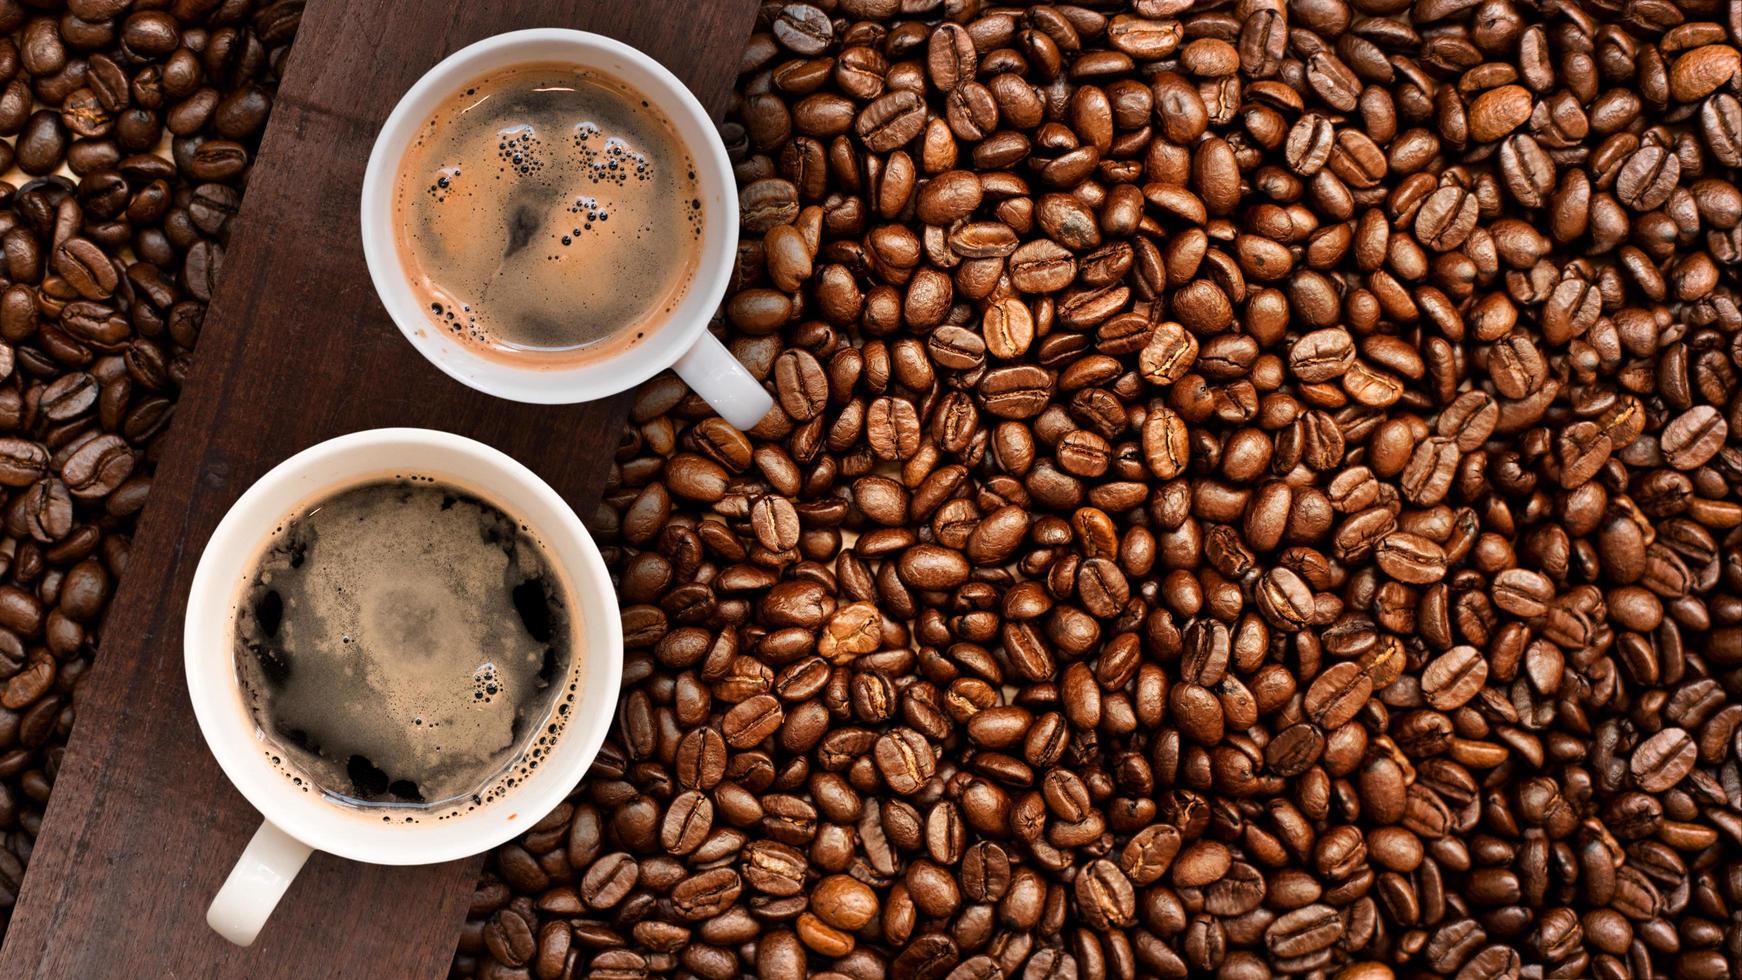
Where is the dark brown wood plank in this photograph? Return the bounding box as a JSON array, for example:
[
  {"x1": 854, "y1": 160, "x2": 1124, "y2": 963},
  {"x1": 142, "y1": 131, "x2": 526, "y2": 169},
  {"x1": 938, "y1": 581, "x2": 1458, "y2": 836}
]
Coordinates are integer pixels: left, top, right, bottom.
[{"x1": 0, "y1": 1, "x2": 757, "y2": 975}]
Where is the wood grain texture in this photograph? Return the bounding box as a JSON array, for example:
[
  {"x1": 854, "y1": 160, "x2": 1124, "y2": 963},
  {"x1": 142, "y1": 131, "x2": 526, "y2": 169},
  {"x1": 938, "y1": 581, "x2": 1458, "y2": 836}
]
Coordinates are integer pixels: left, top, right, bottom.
[{"x1": 0, "y1": 1, "x2": 756, "y2": 975}]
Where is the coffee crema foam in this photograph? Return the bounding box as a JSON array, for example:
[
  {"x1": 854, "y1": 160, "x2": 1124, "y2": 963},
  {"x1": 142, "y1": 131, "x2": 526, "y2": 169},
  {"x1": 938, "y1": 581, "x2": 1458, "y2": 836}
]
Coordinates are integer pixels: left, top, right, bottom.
[
  {"x1": 392, "y1": 63, "x2": 705, "y2": 368},
  {"x1": 233, "y1": 478, "x2": 580, "y2": 821}
]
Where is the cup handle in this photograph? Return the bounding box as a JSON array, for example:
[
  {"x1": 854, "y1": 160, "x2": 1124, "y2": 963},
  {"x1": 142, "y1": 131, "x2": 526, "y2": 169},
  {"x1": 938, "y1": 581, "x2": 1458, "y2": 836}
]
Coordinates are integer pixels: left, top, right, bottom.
[
  {"x1": 672, "y1": 329, "x2": 773, "y2": 432},
  {"x1": 207, "y1": 819, "x2": 313, "y2": 946}
]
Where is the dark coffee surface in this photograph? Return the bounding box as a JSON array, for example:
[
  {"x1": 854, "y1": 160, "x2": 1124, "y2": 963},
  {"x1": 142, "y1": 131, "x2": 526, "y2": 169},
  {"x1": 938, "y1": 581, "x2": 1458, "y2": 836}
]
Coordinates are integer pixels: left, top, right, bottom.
[
  {"x1": 235, "y1": 481, "x2": 572, "y2": 812},
  {"x1": 393, "y1": 63, "x2": 704, "y2": 366}
]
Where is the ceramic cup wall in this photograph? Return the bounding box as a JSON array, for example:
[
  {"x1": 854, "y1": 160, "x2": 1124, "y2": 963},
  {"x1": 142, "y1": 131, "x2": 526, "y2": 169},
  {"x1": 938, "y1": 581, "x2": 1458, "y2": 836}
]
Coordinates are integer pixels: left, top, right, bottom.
[{"x1": 188, "y1": 428, "x2": 622, "y2": 946}]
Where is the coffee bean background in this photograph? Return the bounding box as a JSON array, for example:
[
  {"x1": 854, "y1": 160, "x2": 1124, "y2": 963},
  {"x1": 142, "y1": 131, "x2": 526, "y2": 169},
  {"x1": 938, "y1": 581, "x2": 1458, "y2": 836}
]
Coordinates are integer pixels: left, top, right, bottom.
[
  {"x1": 6, "y1": 0, "x2": 1737, "y2": 974},
  {"x1": 0, "y1": 0, "x2": 300, "y2": 941},
  {"x1": 455, "y1": 1, "x2": 1742, "y2": 978}
]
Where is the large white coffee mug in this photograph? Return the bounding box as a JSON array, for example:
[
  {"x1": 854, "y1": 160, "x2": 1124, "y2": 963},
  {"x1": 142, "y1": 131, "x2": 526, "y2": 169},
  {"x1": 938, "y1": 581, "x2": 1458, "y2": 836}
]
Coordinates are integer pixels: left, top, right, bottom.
[
  {"x1": 360, "y1": 29, "x2": 772, "y2": 431},
  {"x1": 187, "y1": 428, "x2": 623, "y2": 946}
]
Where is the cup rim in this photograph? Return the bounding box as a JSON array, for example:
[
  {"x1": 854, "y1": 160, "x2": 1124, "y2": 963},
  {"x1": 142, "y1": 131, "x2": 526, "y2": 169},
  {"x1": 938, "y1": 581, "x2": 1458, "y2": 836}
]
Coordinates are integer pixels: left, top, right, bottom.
[
  {"x1": 359, "y1": 28, "x2": 738, "y2": 404},
  {"x1": 184, "y1": 428, "x2": 623, "y2": 864}
]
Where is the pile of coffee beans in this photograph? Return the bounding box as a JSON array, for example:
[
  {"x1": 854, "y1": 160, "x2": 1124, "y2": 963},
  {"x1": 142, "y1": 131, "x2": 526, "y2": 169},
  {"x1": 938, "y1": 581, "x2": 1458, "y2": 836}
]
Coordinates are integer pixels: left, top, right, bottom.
[
  {"x1": 0, "y1": 0, "x2": 300, "y2": 937},
  {"x1": 460, "y1": 1, "x2": 1742, "y2": 978}
]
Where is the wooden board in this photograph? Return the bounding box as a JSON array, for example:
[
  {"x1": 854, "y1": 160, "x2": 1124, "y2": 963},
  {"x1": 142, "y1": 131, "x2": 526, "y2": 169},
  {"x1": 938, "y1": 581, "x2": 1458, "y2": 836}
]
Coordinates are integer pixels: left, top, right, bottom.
[{"x1": 0, "y1": 1, "x2": 757, "y2": 975}]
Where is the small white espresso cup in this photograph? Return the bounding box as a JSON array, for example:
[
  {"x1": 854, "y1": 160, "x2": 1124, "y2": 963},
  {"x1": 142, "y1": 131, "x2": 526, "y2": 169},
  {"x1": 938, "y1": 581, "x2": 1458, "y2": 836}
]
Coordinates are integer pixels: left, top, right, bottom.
[
  {"x1": 186, "y1": 428, "x2": 623, "y2": 946},
  {"x1": 361, "y1": 29, "x2": 772, "y2": 431}
]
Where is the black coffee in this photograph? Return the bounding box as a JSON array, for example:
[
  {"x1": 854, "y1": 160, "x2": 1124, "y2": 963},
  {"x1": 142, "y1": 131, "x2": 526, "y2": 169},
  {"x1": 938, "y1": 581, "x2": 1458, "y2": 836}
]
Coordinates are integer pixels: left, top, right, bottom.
[{"x1": 233, "y1": 479, "x2": 576, "y2": 813}]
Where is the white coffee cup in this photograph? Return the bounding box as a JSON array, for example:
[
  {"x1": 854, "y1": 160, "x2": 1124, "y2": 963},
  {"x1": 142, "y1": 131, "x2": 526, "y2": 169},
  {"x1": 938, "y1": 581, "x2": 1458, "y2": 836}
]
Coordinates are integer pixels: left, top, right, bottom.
[
  {"x1": 187, "y1": 428, "x2": 623, "y2": 946},
  {"x1": 360, "y1": 29, "x2": 772, "y2": 431}
]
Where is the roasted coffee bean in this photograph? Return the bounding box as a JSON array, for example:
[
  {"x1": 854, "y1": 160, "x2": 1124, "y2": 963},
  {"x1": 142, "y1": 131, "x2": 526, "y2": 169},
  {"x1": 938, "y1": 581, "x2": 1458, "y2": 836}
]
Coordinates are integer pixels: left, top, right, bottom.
[
  {"x1": 1073, "y1": 859, "x2": 1135, "y2": 930},
  {"x1": 1631, "y1": 728, "x2": 1696, "y2": 793},
  {"x1": 580, "y1": 853, "x2": 638, "y2": 909},
  {"x1": 670, "y1": 867, "x2": 742, "y2": 920},
  {"x1": 722, "y1": 694, "x2": 784, "y2": 748},
  {"x1": 1468, "y1": 85, "x2": 1533, "y2": 144},
  {"x1": 857, "y1": 90, "x2": 925, "y2": 153},
  {"x1": 1266, "y1": 904, "x2": 1343, "y2": 958},
  {"x1": 1661, "y1": 405, "x2": 1726, "y2": 470},
  {"x1": 1421, "y1": 646, "x2": 1489, "y2": 711},
  {"x1": 811, "y1": 872, "x2": 877, "y2": 930},
  {"x1": 874, "y1": 726, "x2": 935, "y2": 795},
  {"x1": 926, "y1": 23, "x2": 975, "y2": 94},
  {"x1": 1492, "y1": 568, "x2": 1553, "y2": 618},
  {"x1": 772, "y1": 5, "x2": 831, "y2": 57},
  {"x1": 1375, "y1": 532, "x2": 1448, "y2": 584},
  {"x1": 1304, "y1": 661, "x2": 1371, "y2": 729}
]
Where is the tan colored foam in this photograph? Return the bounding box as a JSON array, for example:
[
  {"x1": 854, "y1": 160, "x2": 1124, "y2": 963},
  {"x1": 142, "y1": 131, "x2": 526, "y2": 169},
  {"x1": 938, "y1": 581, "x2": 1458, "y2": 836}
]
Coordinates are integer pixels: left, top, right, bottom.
[{"x1": 392, "y1": 63, "x2": 704, "y2": 367}]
